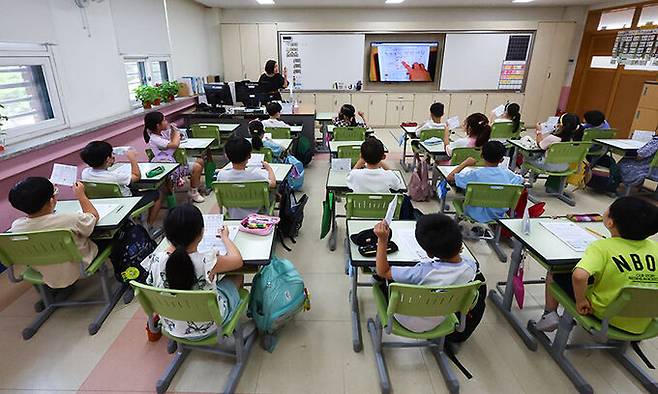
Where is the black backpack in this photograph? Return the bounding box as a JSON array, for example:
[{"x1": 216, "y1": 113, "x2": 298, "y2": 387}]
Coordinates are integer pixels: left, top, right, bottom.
[
  {"x1": 277, "y1": 180, "x2": 308, "y2": 250},
  {"x1": 446, "y1": 271, "x2": 487, "y2": 344},
  {"x1": 587, "y1": 155, "x2": 622, "y2": 193},
  {"x1": 110, "y1": 221, "x2": 157, "y2": 283},
  {"x1": 291, "y1": 135, "x2": 313, "y2": 167}
]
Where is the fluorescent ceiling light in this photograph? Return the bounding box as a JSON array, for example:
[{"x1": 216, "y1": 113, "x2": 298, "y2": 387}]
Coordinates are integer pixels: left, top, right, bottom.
[
  {"x1": 385, "y1": 0, "x2": 405, "y2": 3},
  {"x1": 257, "y1": 0, "x2": 274, "y2": 4},
  {"x1": 512, "y1": 0, "x2": 534, "y2": 3}
]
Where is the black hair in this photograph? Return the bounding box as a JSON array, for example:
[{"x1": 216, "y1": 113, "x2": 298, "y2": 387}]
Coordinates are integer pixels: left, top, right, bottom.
[
  {"x1": 224, "y1": 136, "x2": 252, "y2": 164},
  {"x1": 266, "y1": 101, "x2": 282, "y2": 117},
  {"x1": 249, "y1": 120, "x2": 265, "y2": 151},
  {"x1": 80, "y1": 141, "x2": 113, "y2": 168},
  {"x1": 482, "y1": 140, "x2": 506, "y2": 163},
  {"x1": 430, "y1": 102, "x2": 445, "y2": 119},
  {"x1": 505, "y1": 103, "x2": 521, "y2": 134},
  {"x1": 608, "y1": 197, "x2": 658, "y2": 241},
  {"x1": 143, "y1": 111, "x2": 165, "y2": 143},
  {"x1": 415, "y1": 213, "x2": 462, "y2": 259},
  {"x1": 164, "y1": 204, "x2": 205, "y2": 290},
  {"x1": 339, "y1": 104, "x2": 356, "y2": 125},
  {"x1": 265, "y1": 60, "x2": 277, "y2": 74},
  {"x1": 9, "y1": 177, "x2": 55, "y2": 215},
  {"x1": 557, "y1": 113, "x2": 581, "y2": 142},
  {"x1": 360, "y1": 137, "x2": 385, "y2": 165},
  {"x1": 465, "y1": 113, "x2": 491, "y2": 147},
  {"x1": 584, "y1": 110, "x2": 605, "y2": 127}
]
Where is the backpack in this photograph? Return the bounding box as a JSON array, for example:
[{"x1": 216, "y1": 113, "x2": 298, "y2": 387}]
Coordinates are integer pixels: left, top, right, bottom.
[
  {"x1": 446, "y1": 271, "x2": 486, "y2": 344},
  {"x1": 399, "y1": 195, "x2": 424, "y2": 220},
  {"x1": 291, "y1": 135, "x2": 313, "y2": 167},
  {"x1": 408, "y1": 159, "x2": 431, "y2": 202},
  {"x1": 248, "y1": 255, "x2": 310, "y2": 351},
  {"x1": 285, "y1": 154, "x2": 305, "y2": 191},
  {"x1": 277, "y1": 180, "x2": 309, "y2": 250},
  {"x1": 110, "y1": 221, "x2": 156, "y2": 283},
  {"x1": 587, "y1": 155, "x2": 621, "y2": 193}
]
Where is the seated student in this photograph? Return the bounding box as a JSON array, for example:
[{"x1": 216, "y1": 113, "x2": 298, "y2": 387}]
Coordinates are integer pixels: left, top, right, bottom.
[
  {"x1": 249, "y1": 120, "x2": 284, "y2": 159},
  {"x1": 535, "y1": 197, "x2": 658, "y2": 333},
  {"x1": 492, "y1": 103, "x2": 522, "y2": 134},
  {"x1": 141, "y1": 204, "x2": 246, "y2": 340},
  {"x1": 333, "y1": 104, "x2": 367, "y2": 128},
  {"x1": 215, "y1": 136, "x2": 276, "y2": 219},
  {"x1": 444, "y1": 112, "x2": 491, "y2": 157},
  {"x1": 261, "y1": 102, "x2": 290, "y2": 129},
  {"x1": 415, "y1": 102, "x2": 446, "y2": 138},
  {"x1": 446, "y1": 141, "x2": 523, "y2": 223},
  {"x1": 583, "y1": 110, "x2": 611, "y2": 130},
  {"x1": 528, "y1": 112, "x2": 582, "y2": 172},
  {"x1": 8, "y1": 178, "x2": 101, "y2": 289},
  {"x1": 373, "y1": 214, "x2": 477, "y2": 333},
  {"x1": 80, "y1": 141, "x2": 162, "y2": 225},
  {"x1": 618, "y1": 134, "x2": 658, "y2": 191},
  {"x1": 347, "y1": 137, "x2": 404, "y2": 193},
  {"x1": 143, "y1": 111, "x2": 205, "y2": 203}
]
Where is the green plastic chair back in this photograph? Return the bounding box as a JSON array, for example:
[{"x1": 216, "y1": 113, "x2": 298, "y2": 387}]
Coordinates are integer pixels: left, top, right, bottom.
[
  {"x1": 544, "y1": 142, "x2": 592, "y2": 165},
  {"x1": 650, "y1": 151, "x2": 658, "y2": 169},
  {"x1": 145, "y1": 148, "x2": 188, "y2": 166},
  {"x1": 463, "y1": 183, "x2": 523, "y2": 210},
  {"x1": 387, "y1": 282, "x2": 481, "y2": 318},
  {"x1": 599, "y1": 285, "x2": 658, "y2": 319},
  {"x1": 419, "y1": 128, "x2": 445, "y2": 142},
  {"x1": 253, "y1": 147, "x2": 274, "y2": 163},
  {"x1": 212, "y1": 180, "x2": 273, "y2": 218},
  {"x1": 265, "y1": 127, "x2": 291, "y2": 139},
  {"x1": 0, "y1": 230, "x2": 83, "y2": 268},
  {"x1": 81, "y1": 181, "x2": 123, "y2": 198},
  {"x1": 334, "y1": 127, "x2": 366, "y2": 142},
  {"x1": 337, "y1": 144, "x2": 362, "y2": 167},
  {"x1": 582, "y1": 128, "x2": 617, "y2": 142},
  {"x1": 450, "y1": 147, "x2": 485, "y2": 166},
  {"x1": 191, "y1": 124, "x2": 221, "y2": 149},
  {"x1": 491, "y1": 121, "x2": 523, "y2": 139},
  {"x1": 345, "y1": 193, "x2": 403, "y2": 219}
]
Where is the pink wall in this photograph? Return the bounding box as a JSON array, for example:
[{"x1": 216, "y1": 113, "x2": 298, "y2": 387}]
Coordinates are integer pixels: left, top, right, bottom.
[{"x1": 0, "y1": 98, "x2": 196, "y2": 231}]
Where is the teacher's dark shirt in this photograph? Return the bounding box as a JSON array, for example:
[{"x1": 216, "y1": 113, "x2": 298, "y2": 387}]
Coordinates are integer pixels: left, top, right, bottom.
[{"x1": 258, "y1": 73, "x2": 285, "y2": 101}]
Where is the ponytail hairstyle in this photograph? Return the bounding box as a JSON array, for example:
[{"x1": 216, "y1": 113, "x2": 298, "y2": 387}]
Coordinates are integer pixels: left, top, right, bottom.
[
  {"x1": 143, "y1": 111, "x2": 165, "y2": 143},
  {"x1": 556, "y1": 113, "x2": 581, "y2": 142},
  {"x1": 249, "y1": 119, "x2": 265, "y2": 151},
  {"x1": 505, "y1": 103, "x2": 521, "y2": 134},
  {"x1": 163, "y1": 204, "x2": 204, "y2": 290},
  {"x1": 339, "y1": 104, "x2": 356, "y2": 125},
  {"x1": 465, "y1": 113, "x2": 491, "y2": 147}
]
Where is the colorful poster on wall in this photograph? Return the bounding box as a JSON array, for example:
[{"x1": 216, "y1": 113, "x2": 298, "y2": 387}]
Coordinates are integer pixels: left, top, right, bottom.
[
  {"x1": 498, "y1": 61, "x2": 526, "y2": 90},
  {"x1": 612, "y1": 28, "x2": 658, "y2": 68}
]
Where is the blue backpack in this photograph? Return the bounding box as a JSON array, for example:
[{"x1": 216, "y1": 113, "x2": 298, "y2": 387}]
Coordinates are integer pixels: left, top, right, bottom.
[
  {"x1": 285, "y1": 154, "x2": 305, "y2": 191},
  {"x1": 248, "y1": 255, "x2": 310, "y2": 351}
]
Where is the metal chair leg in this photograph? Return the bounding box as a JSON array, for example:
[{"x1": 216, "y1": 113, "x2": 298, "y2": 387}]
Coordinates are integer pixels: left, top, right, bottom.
[
  {"x1": 367, "y1": 318, "x2": 391, "y2": 394},
  {"x1": 486, "y1": 226, "x2": 507, "y2": 262},
  {"x1": 609, "y1": 343, "x2": 658, "y2": 394},
  {"x1": 156, "y1": 346, "x2": 190, "y2": 394},
  {"x1": 429, "y1": 337, "x2": 460, "y2": 394}
]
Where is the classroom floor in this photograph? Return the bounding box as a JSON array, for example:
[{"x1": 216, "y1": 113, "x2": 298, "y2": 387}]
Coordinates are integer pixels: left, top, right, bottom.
[{"x1": 1, "y1": 128, "x2": 657, "y2": 394}]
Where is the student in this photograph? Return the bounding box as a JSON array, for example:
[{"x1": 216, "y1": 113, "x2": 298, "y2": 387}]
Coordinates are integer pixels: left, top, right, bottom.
[
  {"x1": 258, "y1": 60, "x2": 288, "y2": 102},
  {"x1": 8, "y1": 178, "x2": 100, "y2": 289},
  {"x1": 492, "y1": 102, "x2": 522, "y2": 134},
  {"x1": 528, "y1": 112, "x2": 581, "y2": 172},
  {"x1": 347, "y1": 137, "x2": 404, "y2": 193},
  {"x1": 141, "y1": 204, "x2": 245, "y2": 340},
  {"x1": 333, "y1": 104, "x2": 367, "y2": 128},
  {"x1": 618, "y1": 134, "x2": 658, "y2": 190},
  {"x1": 535, "y1": 197, "x2": 658, "y2": 333},
  {"x1": 142, "y1": 111, "x2": 205, "y2": 203},
  {"x1": 415, "y1": 102, "x2": 446, "y2": 138},
  {"x1": 373, "y1": 214, "x2": 477, "y2": 333},
  {"x1": 215, "y1": 136, "x2": 276, "y2": 219},
  {"x1": 444, "y1": 112, "x2": 491, "y2": 157},
  {"x1": 446, "y1": 141, "x2": 523, "y2": 223},
  {"x1": 80, "y1": 141, "x2": 162, "y2": 225},
  {"x1": 248, "y1": 120, "x2": 284, "y2": 159},
  {"x1": 583, "y1": 110, "x2": 611, "y2": 130},
  {"x1": 261, "y1": 102, "x2": 290, "y2": 129}
]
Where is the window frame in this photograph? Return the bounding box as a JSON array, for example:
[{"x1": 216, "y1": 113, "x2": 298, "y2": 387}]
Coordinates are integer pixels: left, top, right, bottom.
[{"x1": 123, "y1": 55, "x2": 171, "y2": 107}]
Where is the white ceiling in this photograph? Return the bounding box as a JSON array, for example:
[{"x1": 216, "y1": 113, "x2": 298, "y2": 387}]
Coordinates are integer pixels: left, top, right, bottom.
[{"x1": 194, "y1": 0, "x2": 599, "y2": 8}]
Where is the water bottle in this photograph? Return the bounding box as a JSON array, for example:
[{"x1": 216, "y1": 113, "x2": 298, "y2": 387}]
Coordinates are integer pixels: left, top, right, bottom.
[{"x1": 0, "y1": 130, "x2": 7, "y2": 153}]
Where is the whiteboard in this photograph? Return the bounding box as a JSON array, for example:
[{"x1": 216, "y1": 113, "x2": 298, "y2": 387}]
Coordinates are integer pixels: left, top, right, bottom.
[
  {"x1": 279, "y1": 33, "x2": 365, "y2": 90},
  {"x1": 440, "y1": 33, "x2": 532, "y2": 91}
]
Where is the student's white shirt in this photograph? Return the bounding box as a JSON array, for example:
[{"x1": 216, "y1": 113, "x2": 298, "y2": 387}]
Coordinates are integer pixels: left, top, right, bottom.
[
  {"x1": 215, "y1": 167, "x2": 270, "y2": 219},
  {"x1": 261, "y1": 118, "x2": 290, "y2": 128},
  {"x1": 415, "y1": 120, "x2": 446, "y2": 138},
  {"x1": 446, "y1": 136, "x2": 476, "y2": 156},
  {"x1": 539, "y1": 134, "x2": 561, "y2": 150},
  {"x1": 346, "y1": 168, "x2": 405, "y2": 193},
  {"x1": 81, "y1": 167, "x2": 133, "y2": 197}
]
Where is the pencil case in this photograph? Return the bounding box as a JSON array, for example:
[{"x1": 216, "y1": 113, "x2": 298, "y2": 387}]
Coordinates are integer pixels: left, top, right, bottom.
[
  {"x1": 239, "y1": 214, "x2": 280, "y2": 235},
  {"x1": 400, "y1": 122, "x2": 417, "y2": 127},
  {"x1": 146, "y1": 166, "x2": 165, "y2": 178}
]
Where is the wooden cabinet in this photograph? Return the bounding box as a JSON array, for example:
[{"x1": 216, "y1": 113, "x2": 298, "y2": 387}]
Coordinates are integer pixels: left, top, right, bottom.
[
  {"x1": 385, "y1": 94, "x2": 414, "y2": 126},
  {"x1": 413, "y1": 93, "x2": 452, "y2": 122},
  {"x1": 485, "y1": 93, "x2": 526, "y2": 118},
  {"x1": 315, "y1": 93, "x2": 350, "y2": 113},
  {"x1": 368, "y1": 93, "x2": 388, "y2": 126},
  {"x1": 630, "y1": 81, "x2": 658, "y2": 133},
  {"x1": 258, "y1": 24, "x2": 278, "y2": 75},
  {"x1": 351, "y1": 93, "x2": 370, "y2": 123},
  {"x1": 220, "y1": 25, "x2": 242, "y2": 81},
  {"x1": 239, "y1": 24, "x2": 261, "y2": 81},
  {"x1": 221, "y1": 23, "x2": 278, "y2": 82},
  {"x1": 296, "y1": 93, "x2": 316, "y2": 106},
  {"x1": 448, "y1": 93, "x2": 487, "y2": 123}
]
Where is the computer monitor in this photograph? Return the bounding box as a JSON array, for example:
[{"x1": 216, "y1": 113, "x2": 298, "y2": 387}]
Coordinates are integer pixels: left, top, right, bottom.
[
  {"x1": 235, "y1": 81, "x2": 261, "y2": 108},
  {"x1": 204, "y1": 83, "x2": 232, "y2": 107}
]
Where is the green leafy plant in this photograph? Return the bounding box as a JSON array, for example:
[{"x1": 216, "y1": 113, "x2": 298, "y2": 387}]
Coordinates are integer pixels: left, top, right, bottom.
[
  {"x1": 158, "y1": 81, "x2": 180, "y2": 101},
  {"x1": 134, "y1": 85, "x2": 158, "y2": 107}
]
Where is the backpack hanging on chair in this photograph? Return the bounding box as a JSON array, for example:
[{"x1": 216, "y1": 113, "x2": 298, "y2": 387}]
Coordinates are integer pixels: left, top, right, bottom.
[
  {"x1": 408, "y1": 158, "x2": 431, "y2": 202},
  {"x1": 285, "y1": 154, "x2": 305, "y2": 191},
  {"x1": 277, "y1": 180, "x2": 308, "y2": 250}
]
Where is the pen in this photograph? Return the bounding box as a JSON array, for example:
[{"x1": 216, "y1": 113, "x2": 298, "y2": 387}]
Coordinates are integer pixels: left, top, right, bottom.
[
  {"x1": 115, "y1": 206, "x2": 123, "y2": 214},
  {"x1": 585, "y1": 227, "x2": 606, "y2": 239}
]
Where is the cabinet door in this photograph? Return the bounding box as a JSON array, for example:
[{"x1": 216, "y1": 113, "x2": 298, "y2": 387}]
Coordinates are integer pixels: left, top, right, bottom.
[
  {"x1": 467, "y1": 94, "x2": 487, "y2": 115},
  {"x1": 385, "y1": 101, "x2": 400, "y2": 126},
  {"x1": 333, "y1": 94, "x2": 351, "y2": 110},
  {"x1": 239, "y1": 24, "x2": 261, "y2": 80},
  {"x1": 369, "y1": 93, "x2": 388, "y2": 126},
  {"x1": 399, "y1": 100, "x2": 414, "y2": 123},
  {"x1": 258, "y1": 24, "x2": 278, "y2": 74},
  {"x1": 315, "y1": 93, "x2": 335, "y2": 113},
  {"x1": 351, "y1": 93, "x2": 370, "y2": 123},
  {"x1": 638, "y1": 83, "x2": 658, "y2": 110},
  {"x1": 448, "y1": 94, "x2": 469, "y2": 122},
  {"x1": 220, "y1": 25, "x2": 242, "y2": 81},
  {"x1": 413, "y1": 93, "x2": 434, "y2": 122},
  {"x1": 296, "y1": 93, "x2": 315, "y2": 106},
  {"x1": 433, "y1": 93, "x2": 451, "y2": 117},
  {"x1": 630, "y1": 108, "x2": 658, "y2": 134}
]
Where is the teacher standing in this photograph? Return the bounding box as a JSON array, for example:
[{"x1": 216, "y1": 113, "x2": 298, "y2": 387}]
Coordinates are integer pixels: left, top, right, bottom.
[{"x1": 258, "y1": 60, "x2": 289, "y2": 102}]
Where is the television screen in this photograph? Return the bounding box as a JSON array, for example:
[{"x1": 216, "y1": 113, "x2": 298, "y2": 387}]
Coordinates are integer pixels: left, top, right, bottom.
[{"x1": 369, "y1": 42, "x2": 439, "y2": 82}]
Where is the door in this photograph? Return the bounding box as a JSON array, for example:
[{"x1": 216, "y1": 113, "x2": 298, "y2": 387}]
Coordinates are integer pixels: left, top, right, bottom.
[
  {"x1": 239, "y1": 24, "x2": 261, "y2": 80},
  {"x1": 220, "y1": 25, "x2": 242, "y2": 81},
  {"x1": 386, "y1": 101, "x2": 400, "y2": 126},
  {"x1": 351, "y1": 93, "x2": 370, "y2": 123},
  {"x1": 413, "y1": 93, "x2": 434, "y2": 122},
  {"x1": 399, "y1": 100, "x2": 414, "y2": 123},
  {"x1": 258, "y1": 24, "x2": 278, "y2": 74},
  {"x1": 609, "y1": 72, "x2": 658, "y2": 137},
  {"x1": 369, "y1": 93, "x2": 388, "y2": 126}
]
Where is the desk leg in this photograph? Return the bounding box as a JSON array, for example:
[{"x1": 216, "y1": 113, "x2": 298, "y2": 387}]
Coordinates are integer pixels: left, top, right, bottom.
[
  {"x1": 351, "y1": 266, "x2": 362, "y2": 352},
  {"x1": 318, "y1": 121, "x2": 330, "y2": 153},
  {"x1": 510, "y1": 146, "x2": 519, "y2": 171},
  {"x1": 328, "y1": 193, "x2": 337, "y2": 251},
  {"x1": 400, "y1": 134, "x2": 411, "y2": 172},
  {"x1": 430, "y1": 160, "x2": 438, "y2": 198},
  {"x1": 488, "y1": 239, "x2": 538, "y2": 350}
]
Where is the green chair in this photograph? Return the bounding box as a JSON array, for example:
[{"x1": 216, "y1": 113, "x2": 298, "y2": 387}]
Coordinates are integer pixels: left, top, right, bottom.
[
  {"x1": 337, "y1": 144, "x2": 362, "y2": 167},
  {"x1": 368, "y1": 281, "x2": 482, "y2": 393},
  {"x1": 253, "y1": 147, "x2": 274, "y2": 163},
  {"x1": 491, "y1": 121, "x2": 524, "y2": 139},
  {"x1": 412, "y1": 128, "x2": 445, "y2": 156},
  {"x1": 345, "y1": 193, "x2": 403, "y2": 219},
  {"x1": 453, "y1": 183, "x2": 523, "y2": 262},
  {"x1": 265, "y1": 126, "x2": 291, "y2": 139},
  {"x1": 0, "y1": 230, "x2": 126, "y2": 340},
  {"x1": 130, "y1": 281, "x2": 255, "y2": 394},
  {"x1": 212, "y1": 180, "x2": 275, "y2": 219},
  {"x1": 190, "y1": 124, "x2": 222, "y2": 150},
  {"x1": 521, "y1": 141, "x2": 592, "y2": 206},
  {"x1": 529, "y1": 283, "x2": 658, "y2": 394},
  {"x1": 334, "y1": 126, "x2": 366, "y2": 142},
  {"x1": 80, "y1": 181, "x2": 154, "y2": 222},
  {"x1": 450, "y1": 147, "x2": 485, "y2": 166},
  {"x1": 145, "y1": 148, "x2": 188, "y2": 167}
]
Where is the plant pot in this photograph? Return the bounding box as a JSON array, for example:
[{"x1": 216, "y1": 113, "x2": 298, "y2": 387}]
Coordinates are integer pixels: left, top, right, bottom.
[
  {"x1": 153, "y1": 98, "x2": 161, "y2": 106},
  {"x1": 168, "y1": 95, "x2": 175, "y2": 101},
  {"x1": 142, "y1": 101, "x2": 152, "y2": 109}
]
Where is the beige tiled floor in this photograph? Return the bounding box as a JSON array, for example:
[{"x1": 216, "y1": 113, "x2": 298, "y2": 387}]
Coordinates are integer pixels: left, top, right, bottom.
[{"x1": 0, "y1": 127, "x2": 656, "y2": 393}]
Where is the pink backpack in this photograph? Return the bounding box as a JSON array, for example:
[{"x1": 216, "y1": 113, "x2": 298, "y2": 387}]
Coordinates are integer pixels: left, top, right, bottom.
[{"x1": 408, "y1": 159, "x2": 431, "y2": 202}]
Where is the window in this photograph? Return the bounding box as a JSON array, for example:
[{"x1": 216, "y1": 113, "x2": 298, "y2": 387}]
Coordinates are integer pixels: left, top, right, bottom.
[
  {"x1": 590, "y1": 56, "x2": 617, "y2": 69},
  {"x1": 123, "y1": 57, "x2": 170, "y2": 104},
  {"x1": 638, "y1": 4, "x2": 658, "y2": 27},
  {"x1": 597, "y1": 8, "x2": 635, "y2": 31}
]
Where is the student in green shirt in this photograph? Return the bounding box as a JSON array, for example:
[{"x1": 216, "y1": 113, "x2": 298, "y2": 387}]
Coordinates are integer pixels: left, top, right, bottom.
[{"x1": 535, "y1": 197, "x2": 658, "y2": 334}]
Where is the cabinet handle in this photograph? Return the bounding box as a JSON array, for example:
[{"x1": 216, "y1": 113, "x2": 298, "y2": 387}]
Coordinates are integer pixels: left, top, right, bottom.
[
  {"x1": 370, "y1": 99, "x2": 373, "y2": 105},
  {"x1": 396, "y1": 105, "x2": 399, "y2": 111},
  {"x1": 636, "y1": 110, "x2": 641, "y2": 119},
  {"x1": 643, "y1": 87, "x2": 648, "y2": 96},
  {"x1": 401, "y1": 105, "x2": 405, "y2": 111}
]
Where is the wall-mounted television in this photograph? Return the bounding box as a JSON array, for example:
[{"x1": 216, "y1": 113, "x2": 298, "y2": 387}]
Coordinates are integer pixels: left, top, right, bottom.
[{"x1": 369, "y1": 42, "x2": 439, "y2": 82}]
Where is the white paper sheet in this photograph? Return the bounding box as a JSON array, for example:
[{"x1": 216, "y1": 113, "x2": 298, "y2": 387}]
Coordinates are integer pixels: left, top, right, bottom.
[
  {"x1": 632, "y1": 130, "x2": 654, "y2": 143},
  {"x1": 84, "y1": 204, "x2": 120, "y2": 221},
  {"x1": 446, "y1": 116, "x2": 460, "y2": 130},
  {"x1": 397, "y1": 228, "x2": 429, "y2": 261},
  {"x1": 264, "y1": 133, "x2": 273, "y2": 140},
  {"x1": 540, "y1": 116, "x2": 559, "y2": 134},
  {"x1": 332, "y1": 158, "x2": 352, "y2": 172},
  {"x1": 50, "y1": 164, "x2": 78, "y2": 187},
  {"x1": 499, "y1": 156, "x2": 511, "y2": 169},
  {"x1": 540, "y1": 221, "x2": 597, "y2": 252},
  {"x1": 112, "y1": 146, "x2": 132, "y2": 156},
  {"x1": 384, "y1": 198, "x2": 397, "y2": 226},
  {"x1": 248, "y1": 153, "x2": 265, "y2": 167},
  {"x1": 493, "y1": 104, "x2": 506, "y2": 117},
  {"x1": 197, "y1": 214, "x2": 239, "y2": 255}
]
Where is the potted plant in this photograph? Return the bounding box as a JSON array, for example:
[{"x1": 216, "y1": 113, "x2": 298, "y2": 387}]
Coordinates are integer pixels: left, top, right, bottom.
[
  {"x1": 0, "y1": 103, "x2": 8, "y2": 152},
  {"x1": 135, "y1": 85, "x2": 155, "y2": 109},
  {"x1": 159, "y1": 81, "x2": 179, "y2": 102},
  {"x1": 152, "y1": 84, "x2": 161, "y2": 106}
]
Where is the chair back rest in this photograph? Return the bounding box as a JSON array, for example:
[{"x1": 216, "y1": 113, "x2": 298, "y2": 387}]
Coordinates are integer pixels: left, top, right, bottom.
[
  {"x1": 387, "y1": 281, "x2": 482, "y2": 317},
  {"x1": 265, "y1": 127, "x2": 291, "y2": 139},
  {"x1": 334, "y1": 127, "x2": 366, "y2": 141},
  {"x1": 145, "y1": 147, "x2": 187, "y2": 166},
  {"x1": 81, "y1": 181, "x2": 123, "y2": 198},
  {"x1": 491, "y1": 121, "x2": 523, "y2": 139},
  {"x1": 450, "y1": 147, "x2": 485, "y2": 166},
  {"x1": 544, "y1": 142, "x2": 592, "y2": 165},
  {"x1": 337, "y1": 144, "x2": 362, "y2": 167},
  {"x1": 582, "y1": 128, "x2": 617, "y2": 142},
  {"x1": 345, "y1": 193, "x2": 402, "y2": 219},
  {"x1": 212, "y1": 180, "x2": 270, "y2": 211},
  {"x1": 130, "y1": 281, "x2": 222, "y2": 324},
  {"x1": 191, "y1": 124, "x2": 221, "y2": 148},
  {"x1": 419, "y1": 128, "x2": 445, "y2": 141},
  {"x1": 0, "y1": 230, "x2": 82, "y2": 267},
  {"x1": 464, "y1": 183, "x2": 524, "y2": 210},
  {"x1": 254, "y1": 147, "x2": 274, "y2": 163},
  {"x1": 603, "y1": 285, "x2": 658, "y2": 319}
]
